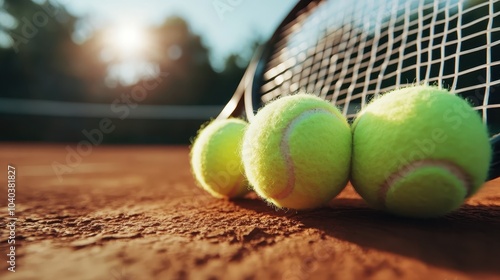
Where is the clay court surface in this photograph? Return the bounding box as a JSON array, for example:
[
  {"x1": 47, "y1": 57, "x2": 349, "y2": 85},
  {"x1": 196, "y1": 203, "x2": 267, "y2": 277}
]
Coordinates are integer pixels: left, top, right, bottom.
[{"x1": 0, "y1": 144, "x2": 499, "y2": 280}]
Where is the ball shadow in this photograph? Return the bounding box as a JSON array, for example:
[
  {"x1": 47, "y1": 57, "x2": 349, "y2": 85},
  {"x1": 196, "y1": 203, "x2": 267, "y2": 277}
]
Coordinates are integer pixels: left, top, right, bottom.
[
  {"x1": 232, "y1": 187, "x2": 500, "y2": 274},
  {"x1": 291, "y1": 198, "x2": 500, "y2": 275}
]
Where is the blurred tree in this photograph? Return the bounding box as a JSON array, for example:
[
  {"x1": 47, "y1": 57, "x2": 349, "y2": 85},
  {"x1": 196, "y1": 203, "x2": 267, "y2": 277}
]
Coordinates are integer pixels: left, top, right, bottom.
[
  {"x1": 0, "y1": 0, "x2": 98, "y2": 102},
  {"x1": 148, "y1": 16, "x2": 218, "y2": 105}
]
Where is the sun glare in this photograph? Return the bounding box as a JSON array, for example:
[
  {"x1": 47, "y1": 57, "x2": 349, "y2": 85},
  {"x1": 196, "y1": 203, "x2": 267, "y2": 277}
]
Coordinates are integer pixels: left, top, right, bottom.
[
  {"x1": 107, "y1": 23, "x2": 148, "y2": 59},
  {"x1": 102, "y1": 22, "x2": 156, "y2": 85}
]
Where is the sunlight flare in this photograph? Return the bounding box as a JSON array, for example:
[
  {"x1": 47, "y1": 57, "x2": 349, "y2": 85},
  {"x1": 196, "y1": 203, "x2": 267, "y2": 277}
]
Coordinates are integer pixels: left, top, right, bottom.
[{"x1": 106, "y1": 23, "x2": 148, "y2": 59}]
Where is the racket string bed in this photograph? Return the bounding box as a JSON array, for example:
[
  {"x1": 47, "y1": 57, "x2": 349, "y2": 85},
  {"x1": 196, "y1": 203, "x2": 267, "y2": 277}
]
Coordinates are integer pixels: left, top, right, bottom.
[{"x1": 253, "y1": 0, "x2": 500, "y2": 130}]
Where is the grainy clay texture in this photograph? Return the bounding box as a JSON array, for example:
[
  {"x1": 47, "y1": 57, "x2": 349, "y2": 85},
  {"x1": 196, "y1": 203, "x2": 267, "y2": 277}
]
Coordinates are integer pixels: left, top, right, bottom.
[{"x1": 0, "y1": 144, "x2": 499, "y2": 280}]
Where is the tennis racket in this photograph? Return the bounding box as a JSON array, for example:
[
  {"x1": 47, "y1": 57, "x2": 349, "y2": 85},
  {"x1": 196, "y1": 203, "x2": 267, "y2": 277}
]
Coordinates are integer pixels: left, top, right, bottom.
[{"x1": 218, "y1": 0, "x2": 500, "y2": 180}]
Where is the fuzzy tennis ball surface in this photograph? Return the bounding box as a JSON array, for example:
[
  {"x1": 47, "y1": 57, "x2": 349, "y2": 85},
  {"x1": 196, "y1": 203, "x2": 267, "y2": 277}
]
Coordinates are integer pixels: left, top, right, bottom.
[
  {"x1": 190, "y1": 119, "x2": 249, "y2": 198},
  {"x1": 351, "y1": 85, "x2": 491, "y2": 218},
  {"x1": 242, "y1": 93, "x2": 352, "y2": 210}
]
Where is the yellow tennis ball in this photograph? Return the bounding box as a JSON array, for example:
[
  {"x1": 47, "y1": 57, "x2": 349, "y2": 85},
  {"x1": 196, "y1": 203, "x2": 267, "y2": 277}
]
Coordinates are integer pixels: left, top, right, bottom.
[
  {"x1": 242, "y1": 93, "x2": 352, "y2": 210},
  {"x1": 190, "y1": 119, "x2": 249, "y2": 198},
  {"x1": 352, "y1": 85, "x2": 492, "y2": 218}
]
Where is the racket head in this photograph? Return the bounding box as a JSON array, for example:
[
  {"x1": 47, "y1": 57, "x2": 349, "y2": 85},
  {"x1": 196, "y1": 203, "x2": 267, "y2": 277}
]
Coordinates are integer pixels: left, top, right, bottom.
[{"x1": 248, "y1": 0, "x2": 500, "y2": 124}]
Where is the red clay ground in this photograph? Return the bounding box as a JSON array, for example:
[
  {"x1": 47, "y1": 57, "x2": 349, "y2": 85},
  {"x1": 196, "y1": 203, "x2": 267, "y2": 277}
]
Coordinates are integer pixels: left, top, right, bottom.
[{"x1": 0, "y1": 144, "x2": 499, "y2": 280}]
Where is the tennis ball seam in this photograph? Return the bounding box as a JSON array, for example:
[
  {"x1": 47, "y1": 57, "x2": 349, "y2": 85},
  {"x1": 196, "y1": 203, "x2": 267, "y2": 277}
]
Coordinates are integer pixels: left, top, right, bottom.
[
  {"x1": 272, "y1": 107, "x2": 340, "y2": 200},
  {"x1": 379, "y1": 159, "x2": 473, "y2": 206}
]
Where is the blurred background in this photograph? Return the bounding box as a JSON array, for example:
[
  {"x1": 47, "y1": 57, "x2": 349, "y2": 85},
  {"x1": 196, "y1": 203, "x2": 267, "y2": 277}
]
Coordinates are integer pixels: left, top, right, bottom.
[{"x1": 0, "y1": 0, "x2": 297, "y2": 144}]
